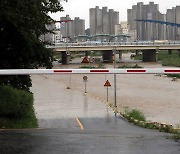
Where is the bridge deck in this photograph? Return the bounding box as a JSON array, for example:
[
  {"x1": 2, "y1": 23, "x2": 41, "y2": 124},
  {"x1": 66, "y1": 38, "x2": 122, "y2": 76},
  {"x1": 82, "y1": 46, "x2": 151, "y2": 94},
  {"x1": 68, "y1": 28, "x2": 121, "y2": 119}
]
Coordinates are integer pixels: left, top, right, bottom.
[{"x1": 49, "y1": 42, "x2": 180, "y2": 52}]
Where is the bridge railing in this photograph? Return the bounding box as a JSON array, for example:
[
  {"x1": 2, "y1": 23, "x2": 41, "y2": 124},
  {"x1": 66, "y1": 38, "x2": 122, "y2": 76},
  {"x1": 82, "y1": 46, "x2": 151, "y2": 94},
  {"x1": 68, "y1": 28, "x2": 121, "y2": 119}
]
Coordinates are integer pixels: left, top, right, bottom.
[{"x1": 48, "y1": 41, "x2": 180, "y2": 48}]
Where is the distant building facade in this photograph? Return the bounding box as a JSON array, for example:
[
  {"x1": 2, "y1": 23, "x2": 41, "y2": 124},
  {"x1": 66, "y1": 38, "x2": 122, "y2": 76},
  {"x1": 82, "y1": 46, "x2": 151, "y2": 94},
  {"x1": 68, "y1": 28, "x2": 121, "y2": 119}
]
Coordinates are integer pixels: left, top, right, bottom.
[
  {"x1": 115, "y1": 22, "x2": 131, "y2": 41},
  {"x1": 60, "y1": 15, "x2": 85, "y2": 42},
  {"x1": 89, "y1": 6, "x2": 119, "y2": 36},
  {"x1": 120, "y1": 22, "x2": 129, "y2": 35},
  {"x1": 40, "y1": 15, "x2": 85, "y2": 43},
  {"x1": 128, "y1": 2, "x2": 163, "y2": 41},
  {"x1": 53, "y1": 28, "x2": 62, "y2": 43},
  {"x1": 40, "y1": 23, "x2": 56, "y2": 44},
  {"x1": 166, "y1": 6, "x2": 180, "y2": 40},
  {"x1": 128, "y1": 2, "x2": 180, "y2": 41},
  {"x1": 115, "y1": 24, "x2": 121, "y2": 35}
]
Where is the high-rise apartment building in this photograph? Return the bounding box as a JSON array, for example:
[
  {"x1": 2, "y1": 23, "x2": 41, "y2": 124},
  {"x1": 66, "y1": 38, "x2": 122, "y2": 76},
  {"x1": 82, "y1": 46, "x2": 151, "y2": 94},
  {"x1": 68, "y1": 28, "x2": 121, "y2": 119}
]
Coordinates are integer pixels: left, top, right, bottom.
[
  {"x1": 73, "y1": 17, "x2": 85, "y2": 37},
  {"x1": 128, "y1": 2, "x2": 163, "y2": 41},
  {"x1": 176, "y1": 6, "x2": 180, "y2": 40},
  {"x1": 166, "y1": 8, "x2": 176, "y2": 40},
  {"x1": 166, "y1": 6, "x2": 180, "y2": 40},
  {"x1": 128, "y1": 2, "x2": 180, "y2": 41},
  {"x1": 60, "y1": 15, "x2": 85, "y2": 41},
  {"x1": 89, "y1": 6, "x2": 119, "y2": 36},
  {"x1": 60, "y1": 15, "x2": 72, "y2": 40}
]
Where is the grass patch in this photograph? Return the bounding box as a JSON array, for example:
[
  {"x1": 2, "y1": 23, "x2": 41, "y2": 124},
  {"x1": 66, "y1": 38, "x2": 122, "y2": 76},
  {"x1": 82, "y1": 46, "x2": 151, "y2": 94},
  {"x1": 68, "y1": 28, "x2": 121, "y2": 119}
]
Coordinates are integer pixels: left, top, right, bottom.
[
  {"x1": 158, "y1": 50, "x2": 180, "y2": 78},
  {"x1": 97, "y1": 63, "x2": 105, "y2": 68},
  {"x1": 91, "y1": 51, "x2": 102, "y2": 57},
  {"x1": 120, "y1": 107, "x2": 179, "y2": 139},
  {"x1": 172, "y1": 125, "x2": 180, "y2": 140},
  {"x1": 0, "y1": 85, "x2": 38, "y2": 129},
  {"x1": 118, "y1": 64, "x2": 143, "y2": 68},
  {"x1": 53, "y1": 53, "x2": 61, "y2": 61},
  {"x1": 133, "y1": 54, "x2": 142, "y2": 60},
  {"x1": 162, "y1": 58, "x2": 180, "y2": 67},
  {"x1": 173, "y1": 130, "x2": 180, "y2": 140},
  {"x1": 79, "y1": 63, "x2": 105, "y2": 69},
  {"x1": 79, "y1": 65, "x2": 96, "y2": 69},
  {"x1": 159, "y1": 50, "x2": 180, "y2": 67},
  {"x1": 166, "y1": 74, "x2": 180, "y2": 79},
  {"x1": 125, "y1": 108, "x2": 146, "y2": 122},
  {"x1": 133, "y1": 50, "x2": 180, "y2": 67},
  {"x1": 158, "y1": 50, "x2": 180, "y2": 60},
  {"x1": 0, "y1": 115, "x2": 38, "y2": 129}
]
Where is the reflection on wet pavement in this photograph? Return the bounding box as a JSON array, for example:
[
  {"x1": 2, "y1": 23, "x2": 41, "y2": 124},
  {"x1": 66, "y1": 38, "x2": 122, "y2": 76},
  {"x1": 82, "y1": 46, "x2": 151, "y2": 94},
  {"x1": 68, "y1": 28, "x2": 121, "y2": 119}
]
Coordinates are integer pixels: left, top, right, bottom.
[{"x1": 31, "y1": 75, "x2": 115, "y2": 129}]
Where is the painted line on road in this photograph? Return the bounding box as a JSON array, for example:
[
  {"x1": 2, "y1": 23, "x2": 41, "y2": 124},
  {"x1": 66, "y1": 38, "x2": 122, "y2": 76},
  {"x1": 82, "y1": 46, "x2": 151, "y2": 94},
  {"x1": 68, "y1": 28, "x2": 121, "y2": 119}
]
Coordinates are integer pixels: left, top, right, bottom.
[{"x1": 75, "y1": 117, "x2": 84, "y2": 130}]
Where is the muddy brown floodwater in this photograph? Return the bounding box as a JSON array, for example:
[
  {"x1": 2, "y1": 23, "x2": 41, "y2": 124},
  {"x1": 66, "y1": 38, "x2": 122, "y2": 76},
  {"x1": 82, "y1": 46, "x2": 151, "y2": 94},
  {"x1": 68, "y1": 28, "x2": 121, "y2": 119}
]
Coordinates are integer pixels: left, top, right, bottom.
[{"x1": 32, "y1": 54, "x2": 180, "y2": 127}]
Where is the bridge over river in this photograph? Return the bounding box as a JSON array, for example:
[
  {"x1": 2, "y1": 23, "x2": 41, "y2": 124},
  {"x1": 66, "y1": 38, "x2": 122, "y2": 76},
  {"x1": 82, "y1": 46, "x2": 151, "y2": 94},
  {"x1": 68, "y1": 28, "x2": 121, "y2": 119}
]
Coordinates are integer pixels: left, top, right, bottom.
[{"x1": 49, "y1": 41, "x2": 180, "y2": 64}]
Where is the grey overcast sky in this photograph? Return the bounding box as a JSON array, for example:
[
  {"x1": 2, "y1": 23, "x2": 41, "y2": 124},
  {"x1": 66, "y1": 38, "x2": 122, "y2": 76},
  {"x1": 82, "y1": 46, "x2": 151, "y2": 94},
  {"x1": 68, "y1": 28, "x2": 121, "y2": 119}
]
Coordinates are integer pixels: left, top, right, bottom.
[{"x1": 50, "y1": 0, "x2": 180, "y2": 28}]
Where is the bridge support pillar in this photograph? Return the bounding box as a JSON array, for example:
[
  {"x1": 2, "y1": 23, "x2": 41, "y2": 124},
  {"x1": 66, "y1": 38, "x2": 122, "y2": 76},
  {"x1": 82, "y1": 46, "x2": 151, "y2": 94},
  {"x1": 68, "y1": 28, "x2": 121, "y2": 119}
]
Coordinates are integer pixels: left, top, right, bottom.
[
  {"x1": 85, "y1": 51, "x2": 89, "y2": 57},
  {"x1": 118, "y1": 51, "x2": 122, "y2": 60},
  {"x1": 62, "y1": 52, "x2": 71, "y2": 65},
  {"x1": 142, "y1": 50, "x2": 158, "y2": 62},
  {"x1": 168, "y1": 49, "x2": 172, "y2": 55},
  {"x1": 102, "y1": 50, "x2": 113, "y2": 63}
]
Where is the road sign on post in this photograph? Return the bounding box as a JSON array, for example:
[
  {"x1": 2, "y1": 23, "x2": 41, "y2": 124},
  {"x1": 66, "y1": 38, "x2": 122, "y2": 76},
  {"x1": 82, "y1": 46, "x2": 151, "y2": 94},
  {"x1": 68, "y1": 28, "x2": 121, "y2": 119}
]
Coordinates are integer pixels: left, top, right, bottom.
[
  {"x1": 81, "y1": 57, "x2": 89, "y2": 63},
  {"x1": 104, "y1": 80, "x2": 111, "y2": 87},
  {"x1": 104, "y1": 80, "x2": 111, "y2": 102},
  {"x1": 83, "y1": 76, "x2": 88, "y2": 82},
  {"x1": 83, "y1": 76, "x2": 88, "y2": 94}
]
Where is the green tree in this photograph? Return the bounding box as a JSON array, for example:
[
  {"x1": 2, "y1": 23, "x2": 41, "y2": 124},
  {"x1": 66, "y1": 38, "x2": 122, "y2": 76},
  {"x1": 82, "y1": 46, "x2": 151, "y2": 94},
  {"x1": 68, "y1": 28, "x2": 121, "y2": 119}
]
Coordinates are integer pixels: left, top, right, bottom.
[{"x1": 0, "y1": 0, "x2": 63, "y2": 91}]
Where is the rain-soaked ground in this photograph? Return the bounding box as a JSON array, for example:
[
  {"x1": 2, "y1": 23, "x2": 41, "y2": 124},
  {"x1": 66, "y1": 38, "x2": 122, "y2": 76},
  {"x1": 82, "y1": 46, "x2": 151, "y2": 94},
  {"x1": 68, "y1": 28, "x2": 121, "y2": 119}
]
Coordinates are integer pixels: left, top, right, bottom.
[{"x1": 31, "y1": 74, "x2": 115, "y2": 128}]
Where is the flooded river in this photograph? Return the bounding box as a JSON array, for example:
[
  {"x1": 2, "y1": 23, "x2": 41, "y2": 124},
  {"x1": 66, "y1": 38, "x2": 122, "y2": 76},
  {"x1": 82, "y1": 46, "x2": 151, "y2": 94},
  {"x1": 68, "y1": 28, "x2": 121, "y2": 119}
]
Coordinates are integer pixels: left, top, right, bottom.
[{"x1": 31, "y1": 54, "x2": 180, "y2": 127}]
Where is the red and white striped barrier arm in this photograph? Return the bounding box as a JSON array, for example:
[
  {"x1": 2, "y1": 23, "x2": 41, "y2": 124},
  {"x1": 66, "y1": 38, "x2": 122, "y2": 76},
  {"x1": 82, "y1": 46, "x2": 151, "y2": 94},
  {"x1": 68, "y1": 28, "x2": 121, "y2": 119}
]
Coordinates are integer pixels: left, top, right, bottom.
[{"x1": 0, "y1": 68, "x2": 180, "y2": 75}]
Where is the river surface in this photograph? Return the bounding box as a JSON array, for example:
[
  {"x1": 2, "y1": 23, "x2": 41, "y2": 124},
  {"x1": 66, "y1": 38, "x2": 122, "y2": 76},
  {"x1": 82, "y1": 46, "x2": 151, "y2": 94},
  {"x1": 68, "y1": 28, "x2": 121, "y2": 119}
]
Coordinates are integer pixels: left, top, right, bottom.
[{"x1": 31, "y1": 53, "x2": 180, "y2": 127}]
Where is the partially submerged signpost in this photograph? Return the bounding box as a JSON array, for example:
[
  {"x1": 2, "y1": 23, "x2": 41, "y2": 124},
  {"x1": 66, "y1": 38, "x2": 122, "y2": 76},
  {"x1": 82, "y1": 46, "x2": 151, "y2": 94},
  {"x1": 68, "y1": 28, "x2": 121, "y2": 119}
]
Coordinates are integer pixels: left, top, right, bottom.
[
  {"x1": 104, "y1": 80, "x2": 111, "y2": 102},
  {"x1": 83, "y1": 76, "x2": 88, "y2": 94}
]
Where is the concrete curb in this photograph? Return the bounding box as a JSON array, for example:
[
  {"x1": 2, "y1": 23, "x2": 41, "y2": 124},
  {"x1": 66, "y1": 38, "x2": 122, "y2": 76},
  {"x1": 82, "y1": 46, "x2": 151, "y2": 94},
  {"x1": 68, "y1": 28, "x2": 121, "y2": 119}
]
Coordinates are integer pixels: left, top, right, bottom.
[
  {"x1": 110, "y1": 105, "x2": 180, "y2": 133},
  {"x1": 87, "y1": 92, "x2": 180, "y2": 133}
]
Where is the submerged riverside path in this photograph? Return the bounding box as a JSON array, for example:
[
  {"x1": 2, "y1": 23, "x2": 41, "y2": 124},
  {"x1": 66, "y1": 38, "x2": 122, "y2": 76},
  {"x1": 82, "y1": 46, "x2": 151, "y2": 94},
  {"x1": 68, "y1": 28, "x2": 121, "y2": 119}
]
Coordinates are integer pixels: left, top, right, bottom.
[
  {"x1": 31, "y1": 60, "x2": 180, "y2": 127},
  {"x1": 0, "y1": 73, "x2": 179, "y2": 153}
]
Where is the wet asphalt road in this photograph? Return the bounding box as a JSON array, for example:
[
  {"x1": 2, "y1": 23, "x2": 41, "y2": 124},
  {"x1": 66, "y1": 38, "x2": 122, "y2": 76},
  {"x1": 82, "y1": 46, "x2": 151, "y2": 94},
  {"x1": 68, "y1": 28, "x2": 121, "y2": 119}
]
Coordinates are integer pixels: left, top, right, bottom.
[
  {"x1": 0, "y1": 119, "x2": 180, "y2": 154},
  {"x1": 0, "y1": 74, "x2": 179, "y2": 154}
]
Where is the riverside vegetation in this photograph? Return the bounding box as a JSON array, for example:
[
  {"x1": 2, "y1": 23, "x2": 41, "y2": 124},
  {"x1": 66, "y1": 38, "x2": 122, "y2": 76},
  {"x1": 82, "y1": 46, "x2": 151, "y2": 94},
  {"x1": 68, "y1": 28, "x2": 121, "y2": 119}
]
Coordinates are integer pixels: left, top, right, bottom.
[
  {"x1": 134, "y1": 50, "x2": 180, "y2": 78},
  {"x1": 0, "y1": 0, "x2": 63, "y2": 128},
  {"x1": 134, "y1": 50, "x2": 180, "y2": 67},
  {"x1": 119, "y1": 107, "x2": 180, "y2": 141},
  {"x1": 0, "y1": 86, "x2": 38, "y2": 128}
]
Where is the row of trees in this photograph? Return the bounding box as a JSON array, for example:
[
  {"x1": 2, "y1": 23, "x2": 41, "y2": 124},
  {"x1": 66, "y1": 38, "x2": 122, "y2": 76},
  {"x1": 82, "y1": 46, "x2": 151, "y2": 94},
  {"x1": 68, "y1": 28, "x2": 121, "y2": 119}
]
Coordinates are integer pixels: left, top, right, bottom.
[{"x1": 0, "y1": 0, "x2": 63, "y2": 91}]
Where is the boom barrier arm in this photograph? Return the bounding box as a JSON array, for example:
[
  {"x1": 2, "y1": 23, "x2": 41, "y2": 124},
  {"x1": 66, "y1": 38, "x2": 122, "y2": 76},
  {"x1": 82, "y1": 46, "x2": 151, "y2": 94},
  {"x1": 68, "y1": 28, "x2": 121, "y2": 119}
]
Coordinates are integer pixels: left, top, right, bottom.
[{"x1": 0, "y1": 68, "x2": 180, "y2": 75}]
